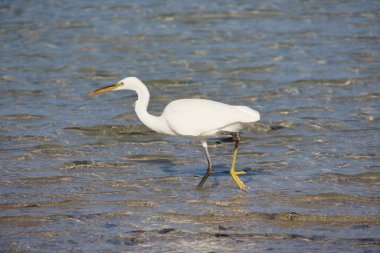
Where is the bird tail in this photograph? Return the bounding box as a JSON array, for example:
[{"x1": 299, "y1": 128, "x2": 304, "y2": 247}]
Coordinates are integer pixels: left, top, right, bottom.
[{"x1": 234, "y1": 106, "x2": 260, "y2": 122}]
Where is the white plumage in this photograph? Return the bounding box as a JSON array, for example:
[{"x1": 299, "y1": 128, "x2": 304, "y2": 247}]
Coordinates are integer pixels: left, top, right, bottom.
[{"x1": 163, "y1": 99, "x2": 260, "y2": 137}]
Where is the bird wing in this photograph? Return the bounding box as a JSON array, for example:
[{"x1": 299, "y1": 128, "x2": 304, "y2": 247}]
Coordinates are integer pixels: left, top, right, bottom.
[{"x1": 162, "y1": 99, "x2": 260, "y2": 137}]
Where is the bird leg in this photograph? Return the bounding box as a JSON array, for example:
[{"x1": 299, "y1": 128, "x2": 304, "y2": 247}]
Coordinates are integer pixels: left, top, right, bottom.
[
  {"x1": 196, "y1": 141, "x2": 214, "y2": 189},
  {"x1": 222, "y1": 132, "x2": 247, "y2": 191}
]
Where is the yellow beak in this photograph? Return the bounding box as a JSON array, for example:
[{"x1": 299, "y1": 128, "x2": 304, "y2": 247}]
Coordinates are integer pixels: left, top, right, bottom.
[{"x1": 90, "y1": 84, "x2": 118, "y2": 95}]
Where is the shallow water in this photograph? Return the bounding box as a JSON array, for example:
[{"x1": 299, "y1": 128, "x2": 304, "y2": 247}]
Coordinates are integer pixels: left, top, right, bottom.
[{"x1": 1, "y1": 0, "x2": 380, "y2": 252}]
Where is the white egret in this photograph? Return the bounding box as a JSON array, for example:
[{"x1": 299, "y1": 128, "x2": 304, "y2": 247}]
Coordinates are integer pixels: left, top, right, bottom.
[{"x1": 90, "y1": 77, "x2": 260, "y2": 191}]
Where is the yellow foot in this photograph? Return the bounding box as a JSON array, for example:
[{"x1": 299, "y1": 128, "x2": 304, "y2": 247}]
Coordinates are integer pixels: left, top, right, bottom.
[{"x1": 230, "y1": 170, "x2": 247, "y2": 191}]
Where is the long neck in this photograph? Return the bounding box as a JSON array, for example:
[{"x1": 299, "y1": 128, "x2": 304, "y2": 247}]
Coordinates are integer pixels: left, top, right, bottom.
[{"x1": 134, "y1": 84, "x2": 172, "y2": 135}]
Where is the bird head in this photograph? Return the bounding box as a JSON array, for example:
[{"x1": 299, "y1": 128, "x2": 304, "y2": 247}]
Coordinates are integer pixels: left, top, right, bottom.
[{"x1": 90, "y1": 77, "x2": 143, "y2": 95}]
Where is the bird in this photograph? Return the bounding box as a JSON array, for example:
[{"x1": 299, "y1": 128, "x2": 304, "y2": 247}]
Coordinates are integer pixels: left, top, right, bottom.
[{"x1": 90, "y1": 77, "x2": 260, "y2": 191}]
